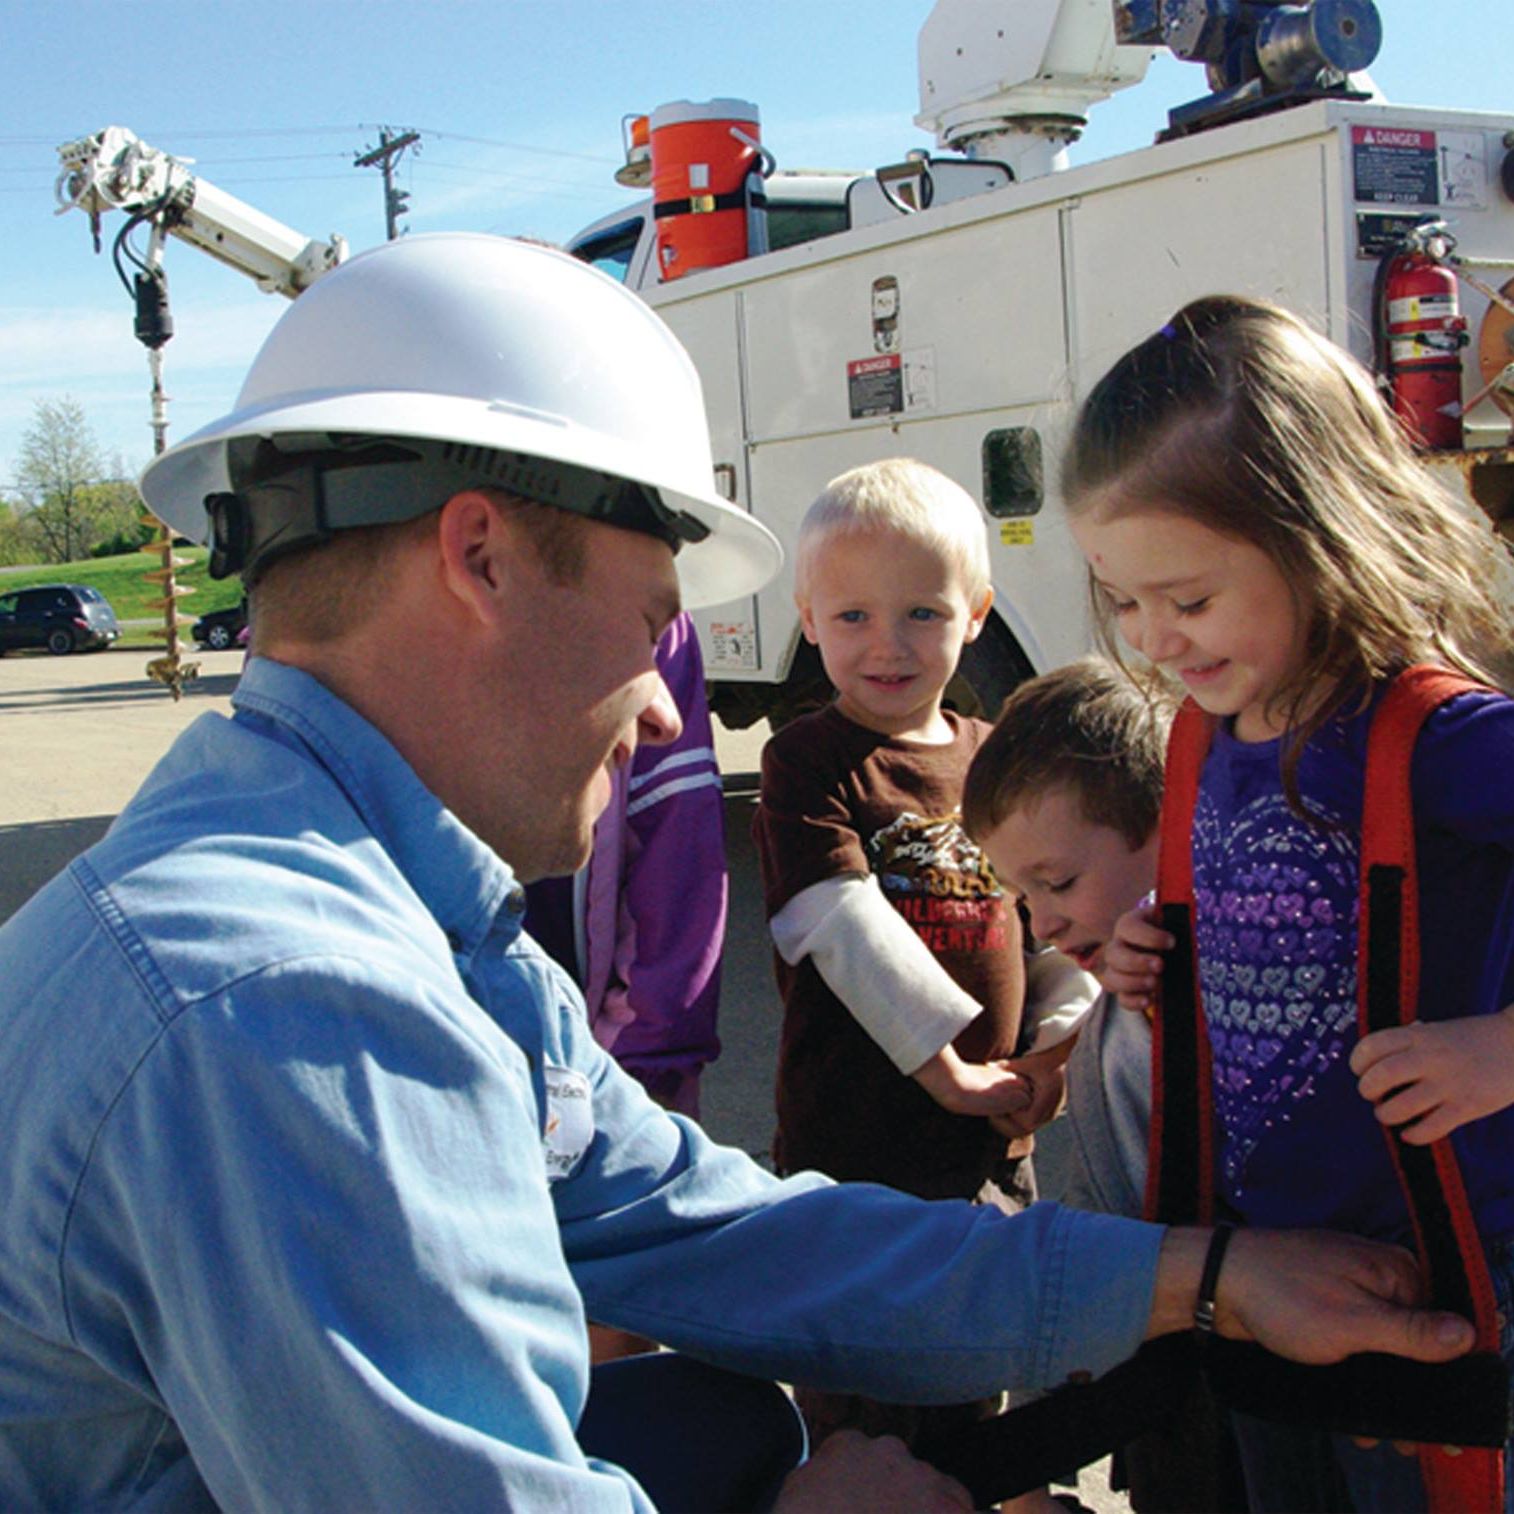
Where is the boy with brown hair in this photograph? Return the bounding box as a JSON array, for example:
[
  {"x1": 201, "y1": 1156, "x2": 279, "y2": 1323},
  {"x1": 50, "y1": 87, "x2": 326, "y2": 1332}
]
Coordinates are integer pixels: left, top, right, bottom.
[
  {"x1": 963, "y1": 658, "x2": 1246, "y2": 1512},
  {"x1": 962, "y1": 657, "x2": 1168, "y2": 1216}
]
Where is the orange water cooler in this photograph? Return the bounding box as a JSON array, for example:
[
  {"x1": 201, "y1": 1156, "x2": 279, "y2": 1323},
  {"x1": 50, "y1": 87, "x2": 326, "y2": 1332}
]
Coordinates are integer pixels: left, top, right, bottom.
[{"x1": 649, "y1": 98, "x2": 770, "y2": 282}]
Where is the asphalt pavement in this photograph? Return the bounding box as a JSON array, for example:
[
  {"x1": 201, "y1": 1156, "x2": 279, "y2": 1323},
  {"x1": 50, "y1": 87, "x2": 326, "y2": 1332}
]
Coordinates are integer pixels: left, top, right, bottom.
[{"x1": 0, "y1": 644, "x2": 1128, "y2": 1512}]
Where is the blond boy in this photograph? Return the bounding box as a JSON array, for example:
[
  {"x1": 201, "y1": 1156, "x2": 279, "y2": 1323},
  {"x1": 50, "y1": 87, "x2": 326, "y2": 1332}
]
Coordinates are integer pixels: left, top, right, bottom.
[
  {"x1": 755, "y1": 458, "x2": 1094, "y2": 1189},
  {"x1": 752, "y1": 462, "x2": 1094, "y2": 1487}
]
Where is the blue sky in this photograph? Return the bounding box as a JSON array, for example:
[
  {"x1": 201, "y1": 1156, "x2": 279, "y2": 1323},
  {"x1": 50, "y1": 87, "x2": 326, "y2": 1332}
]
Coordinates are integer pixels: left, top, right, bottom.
[{"x1": 0, "y1": 0, "x2": 1502, "y2": 489}]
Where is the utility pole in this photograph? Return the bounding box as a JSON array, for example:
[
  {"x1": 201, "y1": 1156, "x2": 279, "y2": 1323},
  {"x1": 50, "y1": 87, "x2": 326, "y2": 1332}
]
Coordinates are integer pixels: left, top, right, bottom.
[{"x1": 354, "y1": 128, "x2": 421, "y2": 240}]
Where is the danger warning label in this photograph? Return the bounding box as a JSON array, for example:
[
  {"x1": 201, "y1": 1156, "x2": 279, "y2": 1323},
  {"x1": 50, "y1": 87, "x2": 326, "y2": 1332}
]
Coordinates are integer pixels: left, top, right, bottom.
[
  {"x1": 847, "y1": 353, "x2": 903, "y2": 418},
  {"x1": 1352, "y1": 125, "x2": 1437, "y2": 205},
  {"x1": 846, "y1": 349, "x2": 937, "y2": 419}
]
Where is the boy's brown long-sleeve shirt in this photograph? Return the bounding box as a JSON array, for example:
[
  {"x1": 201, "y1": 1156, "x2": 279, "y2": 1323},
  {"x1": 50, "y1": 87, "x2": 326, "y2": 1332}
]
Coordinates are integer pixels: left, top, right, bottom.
[{"x1": 754, "y1": 703, "x2": 1027, "y2": 1198}]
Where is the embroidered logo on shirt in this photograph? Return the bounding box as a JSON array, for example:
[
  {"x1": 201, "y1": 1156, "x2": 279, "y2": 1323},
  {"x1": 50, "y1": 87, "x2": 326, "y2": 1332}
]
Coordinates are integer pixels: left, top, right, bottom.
[{"x1": 542, "y1": 1065, "x2": 594, "y2": 1181}]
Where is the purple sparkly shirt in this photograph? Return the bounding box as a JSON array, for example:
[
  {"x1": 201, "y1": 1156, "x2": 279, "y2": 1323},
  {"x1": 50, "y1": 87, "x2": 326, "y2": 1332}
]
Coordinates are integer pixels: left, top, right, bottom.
[{"x1": 1192, "y1": 687, "x2": 1514, "y2": 1243}]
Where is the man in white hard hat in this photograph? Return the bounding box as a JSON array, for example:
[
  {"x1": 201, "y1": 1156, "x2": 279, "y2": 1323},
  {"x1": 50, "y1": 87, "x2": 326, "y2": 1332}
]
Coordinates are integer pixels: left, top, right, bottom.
[{"x1": 0, "y1": 235, "x2": 1477, "y2": 1511}]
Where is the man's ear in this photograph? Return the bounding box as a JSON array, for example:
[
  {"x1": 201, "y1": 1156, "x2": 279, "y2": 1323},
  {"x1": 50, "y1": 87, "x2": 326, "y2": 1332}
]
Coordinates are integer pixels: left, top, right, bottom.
[
  {"x1": 963, "y1": 586, "x2": 994, "y2": 644},
  {"x1": 435, "y1": 490, "x2": 507, "y2": 626}
]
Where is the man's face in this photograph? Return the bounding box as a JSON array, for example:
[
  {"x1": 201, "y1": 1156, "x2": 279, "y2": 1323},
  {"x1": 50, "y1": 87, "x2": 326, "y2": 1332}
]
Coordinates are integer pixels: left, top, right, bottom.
[{"x1": 489, "y1": 515, "x2": 682, "y2": 881}]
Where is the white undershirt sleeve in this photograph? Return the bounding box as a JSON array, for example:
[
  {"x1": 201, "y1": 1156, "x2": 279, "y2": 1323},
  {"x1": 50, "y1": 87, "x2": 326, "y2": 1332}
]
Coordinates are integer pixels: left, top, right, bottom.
[
  {"x1": 769, "y1": 873, "x2": 981, "y2": 1075},
  {"x1": 1022, "y1": 945, "x2": 1100, "y2": 1051}
]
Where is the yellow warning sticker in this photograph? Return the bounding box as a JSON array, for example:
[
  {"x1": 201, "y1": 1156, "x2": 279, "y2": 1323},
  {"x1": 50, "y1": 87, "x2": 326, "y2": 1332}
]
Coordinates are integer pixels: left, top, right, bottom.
[{"x1": 1000, "y1": 520, "x2": 1035, "y2": 547}]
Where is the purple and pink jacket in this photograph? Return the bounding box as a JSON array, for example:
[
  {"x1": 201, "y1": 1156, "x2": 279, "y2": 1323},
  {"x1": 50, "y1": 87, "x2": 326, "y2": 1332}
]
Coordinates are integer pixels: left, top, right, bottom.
[{"x1": 525, "y1": 614, "x2": 726, "y2": 1117}]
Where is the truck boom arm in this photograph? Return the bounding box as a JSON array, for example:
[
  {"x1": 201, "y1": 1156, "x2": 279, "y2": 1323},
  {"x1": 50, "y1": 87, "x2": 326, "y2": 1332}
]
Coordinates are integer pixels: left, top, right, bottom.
[{"x1": 55, "y1": 125, "x2": 346, "y2": 298}]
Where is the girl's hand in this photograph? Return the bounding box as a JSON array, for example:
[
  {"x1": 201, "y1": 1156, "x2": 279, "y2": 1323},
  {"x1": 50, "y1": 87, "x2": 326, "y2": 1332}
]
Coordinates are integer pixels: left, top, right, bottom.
[
  {"x1": 913, "y1": 1045, "x2": 1031, "y2": 1117},
  {"x1": 1350, "y1": 1004, "x2": 1514, "y2": 1143},
  {"x1": 1103, "y1": 902, "x2": 1173, "y2": 1012}
]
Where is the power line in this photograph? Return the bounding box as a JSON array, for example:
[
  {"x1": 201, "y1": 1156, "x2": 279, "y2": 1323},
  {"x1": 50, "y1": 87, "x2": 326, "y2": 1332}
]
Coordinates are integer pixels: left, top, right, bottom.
[
  {"x1": 405, "y1": 126, "x2": 615, "y2": 166},
  {"x1": 414, "y1": 159, "x2": 605, "y2": 187},
  {"x1": 145, "y1": 151, "x2": 351, "y2": 166},
  {"x1": 4, "y1": 162, "x2": 606, "y2": 197},
  {"x1": 0, "y1": 125, "x2": 363, "y2": 147},
  {"x1": 3, "y1": 124, "x2": 617, "y2": 165},
  {"x1": 100, "y1": 125, "x2": 362, "y2": 143},
  {"x1": 0, "y1": 173, "x2": 364, "y2": 196}
]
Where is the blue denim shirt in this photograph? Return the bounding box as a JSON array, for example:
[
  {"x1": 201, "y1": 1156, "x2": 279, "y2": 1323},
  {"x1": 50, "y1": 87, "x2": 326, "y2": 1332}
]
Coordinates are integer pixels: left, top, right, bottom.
[{"x1": 0, "y1": 657, "x2": 1161, "y2": 1509}]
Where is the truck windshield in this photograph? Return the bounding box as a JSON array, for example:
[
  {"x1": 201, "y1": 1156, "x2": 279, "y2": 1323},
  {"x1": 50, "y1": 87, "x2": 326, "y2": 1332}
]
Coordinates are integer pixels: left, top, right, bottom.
[
  {"x1": 768, "y1": 201, "x2": 849, "y2": 250},
  {"x1": 571, "y1": 218, "x2": 644, "y2": 283}
]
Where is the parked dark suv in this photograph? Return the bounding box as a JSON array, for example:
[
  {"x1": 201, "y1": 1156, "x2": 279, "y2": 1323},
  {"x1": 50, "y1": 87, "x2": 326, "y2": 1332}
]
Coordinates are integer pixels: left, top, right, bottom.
[
  {"x1": 191, "y1": 598, "x2": 249, "y2": 651},
  {"x1": 0, "y1": 583, "x2": 120, "y2": 655}
]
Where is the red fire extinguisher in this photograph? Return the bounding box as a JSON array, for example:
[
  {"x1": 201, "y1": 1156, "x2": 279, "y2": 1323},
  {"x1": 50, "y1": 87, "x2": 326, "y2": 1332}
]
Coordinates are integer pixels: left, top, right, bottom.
[{"x1": 1378, "y1": 225, "x2": 1468, "y2": 450}]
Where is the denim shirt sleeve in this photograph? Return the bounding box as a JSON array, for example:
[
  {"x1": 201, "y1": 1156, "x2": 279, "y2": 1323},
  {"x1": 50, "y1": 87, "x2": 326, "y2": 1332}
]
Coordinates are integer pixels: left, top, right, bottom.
[{"x1": 508, "y1": 938, "x2": 1163, "y2": 1406}]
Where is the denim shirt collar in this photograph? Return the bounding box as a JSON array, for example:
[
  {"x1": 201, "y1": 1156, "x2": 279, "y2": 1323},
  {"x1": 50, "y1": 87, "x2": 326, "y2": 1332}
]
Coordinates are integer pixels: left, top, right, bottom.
[{"x1": 231, "y1": 656, "x2": 524, "y2": 960}]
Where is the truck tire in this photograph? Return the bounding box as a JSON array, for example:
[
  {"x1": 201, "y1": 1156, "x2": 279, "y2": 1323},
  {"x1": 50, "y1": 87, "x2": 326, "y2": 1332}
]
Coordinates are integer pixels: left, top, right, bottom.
[
  {"x1": 944, "y1": 613, "x2": 1036, "y2": 721},
  {"x1": 760, "y1": 639, "x2": 833, "y2": 732}
]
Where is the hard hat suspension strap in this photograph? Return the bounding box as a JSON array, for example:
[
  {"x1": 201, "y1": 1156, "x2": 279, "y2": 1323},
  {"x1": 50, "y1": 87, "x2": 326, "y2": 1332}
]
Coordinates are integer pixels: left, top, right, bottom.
[{"x1": 207, "y1": 435, "x2": 711, "y2": 583}]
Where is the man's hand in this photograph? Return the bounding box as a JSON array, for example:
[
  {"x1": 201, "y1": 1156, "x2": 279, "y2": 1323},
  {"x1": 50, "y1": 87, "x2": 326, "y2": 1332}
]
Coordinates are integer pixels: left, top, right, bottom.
[
  {"x1": 1351, "y1": 1005, "x2": 1514, "y2": 1144},
  {"x1": 774, "y1": 1430, "x2": 974, "y2": 1512},
  {"x1": 1101, "y1": 902, "x2": 1172, "y2": 1012},
  {"x1": 1148, "y1": 1227, "x2": 1475, "y2": 1363},
  {"x1": 990, "y1": 1043, "x2": 1071, "y2": 1139},
  {"x1": 913, "y1": 1044, "x2": 1032, "y2": 1117}
]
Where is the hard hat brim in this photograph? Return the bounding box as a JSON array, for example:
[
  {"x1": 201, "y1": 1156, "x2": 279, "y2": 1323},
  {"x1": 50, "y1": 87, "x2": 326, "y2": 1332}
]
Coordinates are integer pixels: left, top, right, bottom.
[{"x1": 139, "y1": 388, "x2": 782, "y2": 610}]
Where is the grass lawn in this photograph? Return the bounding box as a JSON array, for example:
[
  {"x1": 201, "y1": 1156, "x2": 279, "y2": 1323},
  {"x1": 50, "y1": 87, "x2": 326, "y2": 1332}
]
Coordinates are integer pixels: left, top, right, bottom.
[{"x1": 0, "y1": 548, "x2": 242, "y2": 646}]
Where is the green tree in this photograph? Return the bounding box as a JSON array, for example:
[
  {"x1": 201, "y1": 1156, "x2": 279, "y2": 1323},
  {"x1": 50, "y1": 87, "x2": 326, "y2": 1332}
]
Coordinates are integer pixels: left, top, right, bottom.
[
  {"x1": 0, "y1": 497, "x2": 36, "y2": 567},
  {"x1": 16, "y1": 397, "x2": 115, "y2": 564},
  {"x1": 85, "y1": 462, "x2": 153, "y2": 558}
]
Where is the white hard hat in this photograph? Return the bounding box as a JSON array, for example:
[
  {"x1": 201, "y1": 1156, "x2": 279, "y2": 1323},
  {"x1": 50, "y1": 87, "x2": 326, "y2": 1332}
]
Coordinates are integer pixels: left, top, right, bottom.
[{"x1": 138, "y1": 233, "x2": 780, "y2": 609}]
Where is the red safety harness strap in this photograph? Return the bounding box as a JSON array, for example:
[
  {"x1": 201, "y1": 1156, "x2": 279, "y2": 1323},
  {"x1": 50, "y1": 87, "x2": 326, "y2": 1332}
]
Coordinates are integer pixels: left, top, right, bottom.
[
  {"x1": 1149, "y1": 669, "x2": 1507, "y2": 1512},
  {"x1": 1360, "y1": 667, "x2": 1504, "y2": 1512},
  {"x1": 1145, "y1": 699, "x2": 1216, "y2": 1226}
]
